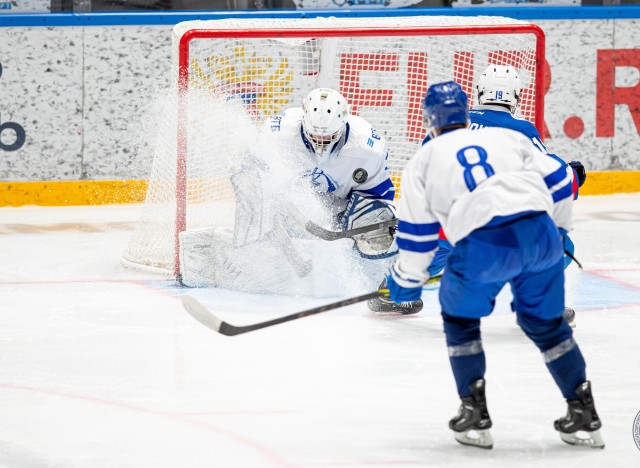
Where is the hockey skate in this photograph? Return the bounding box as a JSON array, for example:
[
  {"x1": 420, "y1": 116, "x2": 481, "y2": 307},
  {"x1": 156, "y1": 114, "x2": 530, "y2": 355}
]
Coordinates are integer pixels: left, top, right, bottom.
[
  {"x1": 554, "y1": 381, "x2": 604, "y2": 448},
  {"x1": 367, "y1": 295, "x2": 423, "y2": 314},
  {"x1": 367, "y1": 280, "x2": 423, "y2": 315},
  {"x1": 449, "y1": 379, "x2": 494, "y2": 449}
]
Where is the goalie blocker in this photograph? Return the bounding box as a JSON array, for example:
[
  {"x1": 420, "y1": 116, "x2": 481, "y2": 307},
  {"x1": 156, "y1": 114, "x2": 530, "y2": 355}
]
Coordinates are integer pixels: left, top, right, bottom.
[{"x1": 341, "y1": 194, "x2": 398, "y2": 259}]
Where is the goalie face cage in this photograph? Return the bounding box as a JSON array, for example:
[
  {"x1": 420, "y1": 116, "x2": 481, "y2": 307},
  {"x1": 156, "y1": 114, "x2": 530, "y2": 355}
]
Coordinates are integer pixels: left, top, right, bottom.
[{"x1": 122, "y1": 17, "x2": 545, "y2": 276}]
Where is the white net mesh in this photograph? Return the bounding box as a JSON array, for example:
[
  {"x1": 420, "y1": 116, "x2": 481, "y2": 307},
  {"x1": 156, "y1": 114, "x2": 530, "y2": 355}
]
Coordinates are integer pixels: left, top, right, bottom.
[{"x1": 123, "y1": 15, "x2": 543, "y2": 276}]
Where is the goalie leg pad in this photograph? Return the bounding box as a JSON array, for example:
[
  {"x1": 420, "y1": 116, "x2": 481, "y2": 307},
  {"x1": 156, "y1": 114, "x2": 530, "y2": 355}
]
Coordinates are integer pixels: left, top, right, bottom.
[
  {"x1": 230, "y1": 152, "x2": 272, "y2": 247},
  {"x1": 179, "y1": 227, "x2": 383, "y2": 297},
  {"x1": 341, "y1": 194, "x2": 397, "y2": 259}
]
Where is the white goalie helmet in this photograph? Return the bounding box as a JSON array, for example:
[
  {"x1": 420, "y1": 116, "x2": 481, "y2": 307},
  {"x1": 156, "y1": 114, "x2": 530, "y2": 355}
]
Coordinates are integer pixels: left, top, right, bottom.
[
  {"x1": 301, "y1": 88, "x2": 349, "y2": 157},
  {"x1": 476, "y1": 64, "x2": 522, "y2": 114}
]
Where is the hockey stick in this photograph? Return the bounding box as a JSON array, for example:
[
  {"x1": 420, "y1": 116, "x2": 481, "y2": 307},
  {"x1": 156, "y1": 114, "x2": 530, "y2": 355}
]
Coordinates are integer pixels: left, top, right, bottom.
[
  {"x1": 266, "y1": 215, "x2": 313, "y2": 278},
  {"x1": 564, "y1": 249, "x2": 583, "y2": 270},
  {"x1": 305, "y1": 218, "x2": 397, "y2": 241},
  {"x1": 182, "y1": 291, "x2": 381, "y2": 336},
  {"x1": 181, "y1": 276, "x2": 442, "y2": 336},
  {"x1": 286, "y1": 202, "x2": 396, "y2": 241}
]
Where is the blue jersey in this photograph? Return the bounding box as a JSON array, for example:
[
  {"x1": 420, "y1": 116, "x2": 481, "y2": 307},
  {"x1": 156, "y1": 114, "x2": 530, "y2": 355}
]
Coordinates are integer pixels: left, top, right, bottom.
[
  {"x1": 424, "y1": 105, "x2": 545, "y2": 151},
  {"x1": 422, "y1": 105, "x2": 578, "y2": 199},
  {"x1": 468, "y1": 106, "x2": 547, "y2": 152}
]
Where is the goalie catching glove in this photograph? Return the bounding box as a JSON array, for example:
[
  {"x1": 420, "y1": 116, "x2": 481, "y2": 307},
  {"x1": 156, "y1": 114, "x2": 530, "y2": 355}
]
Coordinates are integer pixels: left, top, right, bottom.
[{"x1": 341, "y1": 194, "x2": 398, "y2": 259}]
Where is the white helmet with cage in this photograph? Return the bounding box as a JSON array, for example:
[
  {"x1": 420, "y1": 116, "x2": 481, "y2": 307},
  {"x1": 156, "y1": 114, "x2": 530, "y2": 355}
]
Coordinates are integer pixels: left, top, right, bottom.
[
  {"x1": 476, "y1": 64, "x2": 522, "y2": 114},
  {"x1": 301, "y1": 88, "x2": 349, "y2": 157}
]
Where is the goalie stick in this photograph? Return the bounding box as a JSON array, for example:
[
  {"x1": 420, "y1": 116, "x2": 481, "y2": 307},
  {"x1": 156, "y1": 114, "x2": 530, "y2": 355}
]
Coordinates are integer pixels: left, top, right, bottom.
[
  {"x1": 181, "y1": 276, "x2": 442, "y2": 336},
  {"x1": 286, "y1": 202, "x2": 396, "y2": 241},
  {"x1": 266, "y1": 215, "x2": 313, "y2": 278}
]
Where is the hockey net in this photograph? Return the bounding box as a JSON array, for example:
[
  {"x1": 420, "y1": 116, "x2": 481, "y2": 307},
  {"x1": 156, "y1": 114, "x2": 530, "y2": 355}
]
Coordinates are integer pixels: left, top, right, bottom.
[{"x1": 123, "y1": 15, "x2": 545, "y2": 280}]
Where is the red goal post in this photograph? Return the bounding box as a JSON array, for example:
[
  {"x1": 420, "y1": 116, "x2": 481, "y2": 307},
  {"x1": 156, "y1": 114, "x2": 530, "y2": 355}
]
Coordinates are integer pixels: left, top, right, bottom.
[{"x1": 123, "y1": 16, "x2": 545, "y2": 276}]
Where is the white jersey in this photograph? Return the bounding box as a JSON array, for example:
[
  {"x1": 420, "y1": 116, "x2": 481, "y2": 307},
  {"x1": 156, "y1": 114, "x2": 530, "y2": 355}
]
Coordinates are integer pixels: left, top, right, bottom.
[
  {"x1": 394, "y1": 126, "x2": 574, "y2": 285},
  {"x1": 267, "y1": 107, "x2": 394, "y2": 210}
]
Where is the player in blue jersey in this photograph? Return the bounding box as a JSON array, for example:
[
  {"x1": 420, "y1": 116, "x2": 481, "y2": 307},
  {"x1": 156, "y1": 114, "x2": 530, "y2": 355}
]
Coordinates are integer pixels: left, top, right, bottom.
[
  {"x1": 386, "y1": 81, "x2": 603, "y2": 450},
  {"x1": 269, "y1": 87, "x2": 422, "y2": 314},
  {"x1": 424, "y1": 65, "x2": 587, "y2": 327},
  {"x1": 471, "y1": 64, "x2": 586, "y2": 197},
  {"x1": 423, "y1": 65, "x2": 586, "y2": 190}
]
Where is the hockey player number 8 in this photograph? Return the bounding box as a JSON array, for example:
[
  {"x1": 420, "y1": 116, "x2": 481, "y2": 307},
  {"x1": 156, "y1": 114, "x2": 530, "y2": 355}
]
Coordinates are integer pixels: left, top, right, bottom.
[{"x1": 456, "y1": 145, "x2": 495, "y2": 192}]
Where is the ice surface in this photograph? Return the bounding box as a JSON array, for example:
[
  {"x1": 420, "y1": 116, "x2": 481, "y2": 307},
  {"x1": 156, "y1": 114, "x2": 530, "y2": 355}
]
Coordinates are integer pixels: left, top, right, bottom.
[{"x1": 1, "y1": 195, "x2": 639, "y2": 467}]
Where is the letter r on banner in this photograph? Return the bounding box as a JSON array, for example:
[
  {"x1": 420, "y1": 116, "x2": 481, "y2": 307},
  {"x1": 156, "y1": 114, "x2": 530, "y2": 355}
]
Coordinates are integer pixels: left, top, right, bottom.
[{"x1": 597, "y1": 49, "x2": 640, "y2": 138}]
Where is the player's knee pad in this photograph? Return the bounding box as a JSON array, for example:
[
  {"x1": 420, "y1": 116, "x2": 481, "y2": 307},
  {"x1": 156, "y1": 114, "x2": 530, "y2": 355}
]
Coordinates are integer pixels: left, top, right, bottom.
[
  {"x1": 442, "y1": 312, "x2": 482, "y2": 346},
  {"x1": 342, "y1": 194, "x2": 397, "y2": 259},
  {"x1": 516, "y1": 312, "x2": 573, "y2": 352}
]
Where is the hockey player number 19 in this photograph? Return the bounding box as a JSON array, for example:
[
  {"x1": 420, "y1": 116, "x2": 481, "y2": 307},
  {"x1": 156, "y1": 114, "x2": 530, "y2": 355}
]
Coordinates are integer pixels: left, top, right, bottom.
[{"x1": 456, "y1": 145, "x2": 495, "y2": 192}]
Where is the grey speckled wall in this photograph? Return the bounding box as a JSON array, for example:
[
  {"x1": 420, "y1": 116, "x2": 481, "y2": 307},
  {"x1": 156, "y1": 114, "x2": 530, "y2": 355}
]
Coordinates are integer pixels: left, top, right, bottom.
[
  {"x1": 0, "y1": 25, "x2": 172, "y2": 182},
  {"x1": 82, "y1": 26, "x2": 172, "y2": 180},
  {"x1": 541, "y1": 19, "x2": 640, "y2": 171},
  {"x1": 0, "y1": 26, "x2": 83, "y2": 180},
  {"x1": 0, "y1": 20, "x2": 638, "y2": 182}
]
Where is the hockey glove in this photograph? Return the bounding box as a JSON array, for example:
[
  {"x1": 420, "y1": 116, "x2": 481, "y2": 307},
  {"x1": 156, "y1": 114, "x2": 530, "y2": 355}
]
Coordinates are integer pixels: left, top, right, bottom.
[
  {"x1": 427, "y1": 239, "x2": 453, "y2": 277},
  {"x1": 559, "y1": 228, "x2": 575, "y2": 269},
  {"x1": 386, "y1": 272, "x2": 422, "y2": 303},
  {"x1": 568, "y1": 160, "x2": 587, "y2": 187}
]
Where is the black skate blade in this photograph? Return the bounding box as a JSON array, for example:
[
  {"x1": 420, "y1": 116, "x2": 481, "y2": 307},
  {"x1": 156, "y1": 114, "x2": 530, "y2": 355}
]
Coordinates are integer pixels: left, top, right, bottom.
[
  {"x1": 367, "y1": 299, "x2": 423, "y2": 315},
  {"x1": 368, "y1": 309, "x2": 421, "y2": 317},
  {"x1": 453, "y1": 429, "x2": 494, "y2": 449},
  {"x1": 559, "y1": 430, "x2": 605, "y2": 449}
]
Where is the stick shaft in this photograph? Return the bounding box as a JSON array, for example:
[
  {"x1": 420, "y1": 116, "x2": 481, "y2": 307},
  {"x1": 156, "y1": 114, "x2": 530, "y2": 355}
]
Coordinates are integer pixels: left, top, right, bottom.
[
  {"x1": 182, "y1": 291, "x2": 383, "y2": 336},
  {"x1": 287, "y1": 202, "x2": 396, "y2": 241},
  {"x1": 182, "y1": 276, "x2": 442, "y2": 336},
  {"x1": 221, "y1": 291, "x2": 382, "y2": 335}
]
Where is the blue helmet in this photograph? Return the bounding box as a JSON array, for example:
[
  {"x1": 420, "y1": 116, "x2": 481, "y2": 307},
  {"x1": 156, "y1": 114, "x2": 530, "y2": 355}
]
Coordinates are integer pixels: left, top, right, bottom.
[{"x1": 423, "y1": 81, "x2": 469, "y2": 135}]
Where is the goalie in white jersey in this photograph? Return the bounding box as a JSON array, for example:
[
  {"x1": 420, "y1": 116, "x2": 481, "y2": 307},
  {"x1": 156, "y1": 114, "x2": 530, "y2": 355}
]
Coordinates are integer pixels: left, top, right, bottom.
[
  {"x1": 386, "y1": 82, "x2": 603, "y2": 449},
  {"x1": 268, "y1": 87, "x2": 423, "y2": 313}
]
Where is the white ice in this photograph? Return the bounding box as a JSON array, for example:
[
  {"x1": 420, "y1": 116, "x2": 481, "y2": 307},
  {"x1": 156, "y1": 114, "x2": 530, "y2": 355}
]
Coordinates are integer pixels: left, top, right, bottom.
[{"x1": 1, "y1": 194, "x2": 640, "y2": 467}]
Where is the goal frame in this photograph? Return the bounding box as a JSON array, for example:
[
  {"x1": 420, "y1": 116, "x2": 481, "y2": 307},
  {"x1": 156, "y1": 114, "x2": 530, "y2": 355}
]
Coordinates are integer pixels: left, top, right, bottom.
[{"x1": 173, "y1": 24, "x2": 546, "y2": 276}]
